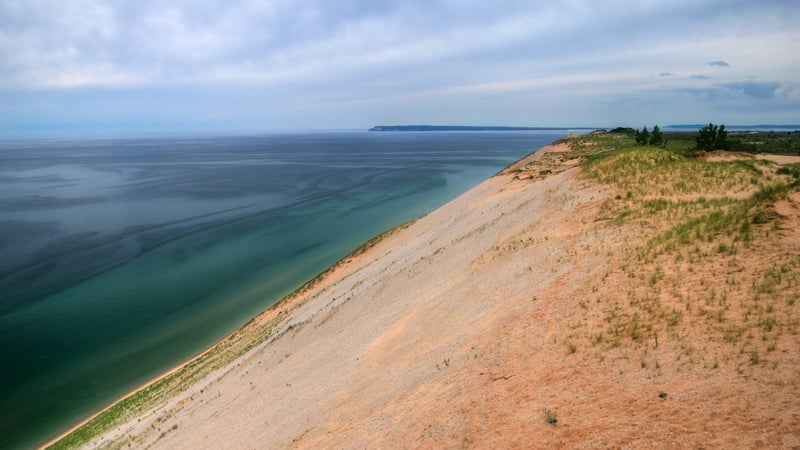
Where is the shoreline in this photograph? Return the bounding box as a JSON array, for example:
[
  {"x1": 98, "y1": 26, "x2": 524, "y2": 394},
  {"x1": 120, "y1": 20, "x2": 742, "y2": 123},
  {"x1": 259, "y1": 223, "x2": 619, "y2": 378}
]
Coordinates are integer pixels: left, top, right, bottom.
[
  {"x1": 45, "y1": 136, "x2": 799, "y2": 448},
  {"x1": 41, "y1": 214, "x2": 424, "y2": 449},
  {"x1": 6, "y1": 130, "x2": 571, "y2": 450},
  {"x1": 63, "y1": 138, "x2": 601, "y2": 448},
  {"x1": 45, "y1": 140, "x2": 562, "y2": 449},
  {"x1": 42, "y1": 141, "x2": 568, "y2": 449},
  {"x1": 28, "y1": 133, "x2": 574, "y2": 450}
]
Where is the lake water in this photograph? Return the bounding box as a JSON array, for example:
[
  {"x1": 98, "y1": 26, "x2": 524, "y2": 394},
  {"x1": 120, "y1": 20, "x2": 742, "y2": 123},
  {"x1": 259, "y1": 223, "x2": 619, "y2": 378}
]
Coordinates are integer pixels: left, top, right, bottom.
[{"x1": 0, "y1": 130, "x2": 576, "y2": 448}]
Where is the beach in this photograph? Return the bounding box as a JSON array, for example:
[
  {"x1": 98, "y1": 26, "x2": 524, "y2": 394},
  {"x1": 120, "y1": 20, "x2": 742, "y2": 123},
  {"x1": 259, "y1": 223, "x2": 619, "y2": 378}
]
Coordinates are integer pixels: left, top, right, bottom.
[{"x1": 54, "y1": 136, "x2": 800, "y2": 448}]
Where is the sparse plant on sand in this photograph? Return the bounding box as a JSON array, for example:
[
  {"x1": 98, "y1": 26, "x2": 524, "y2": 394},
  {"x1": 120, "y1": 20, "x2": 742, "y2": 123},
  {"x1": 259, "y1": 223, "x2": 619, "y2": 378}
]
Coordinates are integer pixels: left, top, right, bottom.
[
  {"x1": 544, "y1": 408, "x2": 558, "y2": 426},
  {"x1": 566, "y1": 340, "x2": 577, "y2": 354},
  {"x1": 567, "y1": 130, "x2": 799, "y2": 370}
]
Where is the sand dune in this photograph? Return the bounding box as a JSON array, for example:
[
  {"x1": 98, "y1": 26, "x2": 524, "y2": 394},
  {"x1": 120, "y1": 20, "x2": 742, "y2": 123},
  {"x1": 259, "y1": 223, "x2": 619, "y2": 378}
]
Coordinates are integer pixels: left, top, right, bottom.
[{"x1": 72, "y1": 141, "x2": 800, "y2": 449}]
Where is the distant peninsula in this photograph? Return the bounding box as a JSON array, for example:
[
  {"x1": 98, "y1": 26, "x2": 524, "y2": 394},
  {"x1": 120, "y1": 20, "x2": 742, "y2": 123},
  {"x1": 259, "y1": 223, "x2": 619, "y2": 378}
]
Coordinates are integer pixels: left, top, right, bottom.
[
  {"x1": 369, "y1": 124, "x2": 800, "y2": 132},
  {"x1": 369, "y1": 125, "x2": 578, "y2": 132}
]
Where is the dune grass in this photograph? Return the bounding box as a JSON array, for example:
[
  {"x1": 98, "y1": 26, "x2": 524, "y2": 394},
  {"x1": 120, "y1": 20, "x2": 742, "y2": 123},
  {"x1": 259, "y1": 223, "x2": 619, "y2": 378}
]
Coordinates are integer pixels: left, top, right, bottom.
[{"x1": 565, "y1": 133, "x2": 799, "y2": 369}]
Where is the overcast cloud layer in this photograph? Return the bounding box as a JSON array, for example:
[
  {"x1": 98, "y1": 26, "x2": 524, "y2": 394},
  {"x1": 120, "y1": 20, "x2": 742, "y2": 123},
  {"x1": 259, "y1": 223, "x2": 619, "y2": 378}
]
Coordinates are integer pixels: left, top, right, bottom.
[{"x1": 1, "y1": 0, "x2": 798, "y2": 134}]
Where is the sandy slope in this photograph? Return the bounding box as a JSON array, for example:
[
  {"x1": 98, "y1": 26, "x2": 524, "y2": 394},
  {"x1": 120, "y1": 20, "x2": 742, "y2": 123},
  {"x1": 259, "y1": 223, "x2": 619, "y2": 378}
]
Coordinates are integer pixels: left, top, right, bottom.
[{"x1": 83, "y1": 143, "x2": 799, "y2": 449}]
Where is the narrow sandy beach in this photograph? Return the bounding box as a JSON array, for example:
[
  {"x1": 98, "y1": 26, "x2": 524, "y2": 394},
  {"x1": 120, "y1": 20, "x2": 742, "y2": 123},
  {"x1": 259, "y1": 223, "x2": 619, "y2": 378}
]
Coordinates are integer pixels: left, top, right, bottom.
[{"x1": 66, "y1": 141, "x2": 800, "y2": 449}]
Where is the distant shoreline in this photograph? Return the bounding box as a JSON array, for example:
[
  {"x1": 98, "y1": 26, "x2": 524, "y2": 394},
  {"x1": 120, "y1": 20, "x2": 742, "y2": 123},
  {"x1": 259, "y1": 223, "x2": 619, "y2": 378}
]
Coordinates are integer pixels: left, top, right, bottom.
[
  {"x1": 667, "y1": 124, "x2": 800, "y2": 130},
  {"x1": 369, "y1": 124, "x2": 800, "y2": 132},
  {"x1": 368, "y1": 125, "x2": 590, "y2": 132}
]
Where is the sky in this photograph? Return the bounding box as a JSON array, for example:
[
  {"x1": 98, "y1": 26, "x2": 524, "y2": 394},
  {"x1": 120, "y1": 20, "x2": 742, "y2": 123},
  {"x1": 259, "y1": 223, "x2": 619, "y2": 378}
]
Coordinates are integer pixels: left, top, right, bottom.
[{"x1": 0, "y1": 0, "x2": 798, "y2": 135}]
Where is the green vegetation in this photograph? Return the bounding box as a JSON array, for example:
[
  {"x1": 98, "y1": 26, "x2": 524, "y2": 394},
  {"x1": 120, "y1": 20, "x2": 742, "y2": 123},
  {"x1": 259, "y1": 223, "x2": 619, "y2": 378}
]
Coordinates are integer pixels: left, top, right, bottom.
[
  {"x1": 634, "y1": 126, "x2": 650, "y2": 145},
  {"x1": 584, "y1": 146, "x2": 761, "y2": 198},
  {"x1": 563, "y1": 129, "x2": 799, "y2": 369},
  {"x1": 694, "y1": 123, "x2": 800, "y2": 155},
  {"x1": 613, "y1": 125, "x2": 800, "y2": 155},
  {"x1": 634, "y1": 125, "x2": 666, "y2": 147},
  {"x1": 696, "y1": 123, "x2": 730, "y2": 151},
  {"x1": 730, "y1": 130, "x2": 800, "y2": 155}
]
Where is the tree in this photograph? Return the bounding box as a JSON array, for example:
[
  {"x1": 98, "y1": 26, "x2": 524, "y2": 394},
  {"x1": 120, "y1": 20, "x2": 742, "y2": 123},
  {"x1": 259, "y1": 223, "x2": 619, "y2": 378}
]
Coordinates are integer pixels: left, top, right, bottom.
[
  {"x1": 649, "y1": 125, "x2": 665, "y2": 147},
  {"x1": 696, "y1": 123, "x2": 730, "y2": 151},
  {"x1": 716, "y1": 124, "x2": 729, "y2": 150},
  {"x1": 634, "y1": 125, "x2": 666, "y2": 147},
  {"x1": 634, "y1": 126, "x2": 650, "y2": 145}
]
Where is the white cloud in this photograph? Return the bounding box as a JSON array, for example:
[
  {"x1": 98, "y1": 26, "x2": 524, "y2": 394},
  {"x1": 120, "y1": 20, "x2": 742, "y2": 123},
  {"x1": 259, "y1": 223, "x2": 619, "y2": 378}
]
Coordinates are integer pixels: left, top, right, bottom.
[{"x1": 1, "y1": 0, "x2": 798, "y2": 132}]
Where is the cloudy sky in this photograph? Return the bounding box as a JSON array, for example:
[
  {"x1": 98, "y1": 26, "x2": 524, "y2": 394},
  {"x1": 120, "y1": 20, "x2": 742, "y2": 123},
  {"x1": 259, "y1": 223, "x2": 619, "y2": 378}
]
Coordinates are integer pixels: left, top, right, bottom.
[{"x1": 1, "y1": 0, "x2": 798, "y2": 134}]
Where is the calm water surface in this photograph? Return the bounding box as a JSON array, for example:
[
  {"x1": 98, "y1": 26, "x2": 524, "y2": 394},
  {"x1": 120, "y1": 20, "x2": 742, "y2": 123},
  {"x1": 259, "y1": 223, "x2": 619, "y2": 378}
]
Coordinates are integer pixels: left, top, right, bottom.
[{"x1": 0, "y1": 130, "x2": 577, "y2": 448}]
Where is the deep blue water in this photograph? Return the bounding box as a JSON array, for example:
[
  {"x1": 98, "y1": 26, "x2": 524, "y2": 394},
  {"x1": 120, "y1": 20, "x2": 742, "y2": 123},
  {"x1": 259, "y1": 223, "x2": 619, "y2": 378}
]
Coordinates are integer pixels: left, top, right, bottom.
[{"x1": 0, "y1": 130, "x2": 575, "y2": 448}]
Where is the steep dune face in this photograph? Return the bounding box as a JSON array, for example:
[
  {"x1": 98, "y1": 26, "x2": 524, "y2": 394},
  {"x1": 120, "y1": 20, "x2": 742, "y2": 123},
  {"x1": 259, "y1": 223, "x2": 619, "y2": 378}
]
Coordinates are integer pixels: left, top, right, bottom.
[{"x1": 84, "y1": 142, "x2": 799, "y2": 449}]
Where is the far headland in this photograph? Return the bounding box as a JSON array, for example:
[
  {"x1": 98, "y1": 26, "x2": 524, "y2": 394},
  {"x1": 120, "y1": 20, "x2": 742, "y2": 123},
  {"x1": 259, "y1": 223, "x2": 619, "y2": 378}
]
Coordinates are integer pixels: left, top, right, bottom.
[
  {"x1": 370, "y1": 124, "x2": 800, "y2": 132},
  {"x1": 368, "y1": 125, "x2": 588, "y2": 132}
]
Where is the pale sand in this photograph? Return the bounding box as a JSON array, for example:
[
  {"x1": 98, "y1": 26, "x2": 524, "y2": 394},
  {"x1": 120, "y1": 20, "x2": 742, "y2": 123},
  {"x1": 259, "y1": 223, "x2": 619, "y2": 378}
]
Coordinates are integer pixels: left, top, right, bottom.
[
  {"x1": 757, "y1": 154, "x2": 800, "y2": 164},
  {"x1": 703, "y1": 150, "x2": 800, "y2": 165},
  {"x1": 79, "y1": 143, "x2": 800, "y2": 449}
]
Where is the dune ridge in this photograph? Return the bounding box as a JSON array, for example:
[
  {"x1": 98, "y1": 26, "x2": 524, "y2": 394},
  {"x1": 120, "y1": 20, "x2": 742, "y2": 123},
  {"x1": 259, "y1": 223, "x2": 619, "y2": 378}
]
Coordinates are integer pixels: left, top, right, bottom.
[{"x1": 55, "y1": 136, "x2": 799, "y2": 449}]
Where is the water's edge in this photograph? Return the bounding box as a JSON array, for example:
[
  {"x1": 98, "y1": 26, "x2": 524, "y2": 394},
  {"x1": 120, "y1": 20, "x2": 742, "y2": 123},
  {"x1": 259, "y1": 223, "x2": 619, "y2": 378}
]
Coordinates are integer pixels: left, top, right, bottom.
[{"x1": 0, "y1": 131, "x2": 573, "y2": 448}]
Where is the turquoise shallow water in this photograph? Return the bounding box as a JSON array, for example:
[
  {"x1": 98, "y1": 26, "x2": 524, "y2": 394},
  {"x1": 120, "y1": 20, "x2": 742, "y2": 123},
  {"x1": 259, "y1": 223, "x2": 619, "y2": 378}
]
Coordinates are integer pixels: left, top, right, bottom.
[{"x1": 0, "y1": 130, "x2": 577, "y2": 448}]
